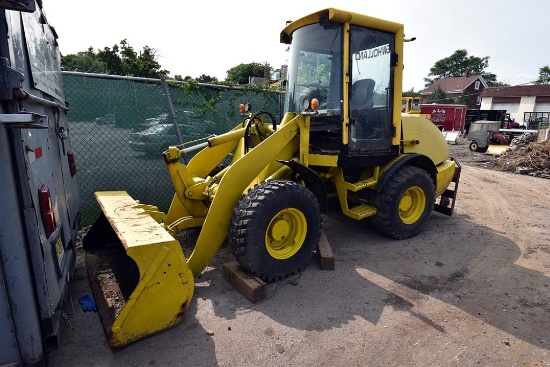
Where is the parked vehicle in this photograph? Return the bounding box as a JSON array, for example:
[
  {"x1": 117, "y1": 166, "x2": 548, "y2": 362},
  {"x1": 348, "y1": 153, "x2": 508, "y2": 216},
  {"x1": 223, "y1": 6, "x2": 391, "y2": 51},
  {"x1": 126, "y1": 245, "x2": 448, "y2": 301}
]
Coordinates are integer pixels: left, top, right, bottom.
[
  {"x1": 83, "y1": 7, "x2": 461, "y2": 348},
  {"x1": 465, "y1": 109, "x2": 526, "y2": 131},
  {"x1": 134, "y1": 113, "x2": 168, "y2": 131},
  {"x1": 420, "y1": 103, "x2": 467, "y2": 132},
  {"x1": 465, "y1": 109, "x2": 507, "y2": 125},
  {"x1": 525, "y1": 113, "x2": 549, "y2": 130},
  {"x1": 95, "y1": 113, "x2": 116, "y2": 124},
  {"x1": 467, "y1": 121, "x2": 510, "y2": 153},
  {"x1": 130, "y1": 111, "x2": 221, "y2": 154},
  {"x1": 401, "y1": 96, "x2": 421, "y2": 114},
  {"x1": 129, "y1": 123, "x2": 184, "y2": 154},
  {"x1": 403, "y1": 100, "x2": 467, "y2": 132},
  {"x1": 1, "y1": 1, "x2": 81, "y2": 365},
  {"x1": 402, "y1": 99, "x2": 465, "y2": 143},
  {"x1": 500, "y1": 114, "x2": 525, "y2": 129}
]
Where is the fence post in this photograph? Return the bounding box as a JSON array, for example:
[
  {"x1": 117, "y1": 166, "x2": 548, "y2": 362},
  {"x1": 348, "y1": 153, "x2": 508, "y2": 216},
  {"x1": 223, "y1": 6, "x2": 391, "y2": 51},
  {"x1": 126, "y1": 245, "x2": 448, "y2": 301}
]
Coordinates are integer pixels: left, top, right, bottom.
[{"x1": 161, "y1": 76, "x2": 184, "y2": 145}]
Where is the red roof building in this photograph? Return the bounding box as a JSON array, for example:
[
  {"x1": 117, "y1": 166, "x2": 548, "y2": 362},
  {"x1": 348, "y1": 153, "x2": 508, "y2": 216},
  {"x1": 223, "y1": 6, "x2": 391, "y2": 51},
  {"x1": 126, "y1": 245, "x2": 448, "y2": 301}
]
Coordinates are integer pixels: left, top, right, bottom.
[{"x1": 421, "y1": 75, "x2": 488, "y2": 108}]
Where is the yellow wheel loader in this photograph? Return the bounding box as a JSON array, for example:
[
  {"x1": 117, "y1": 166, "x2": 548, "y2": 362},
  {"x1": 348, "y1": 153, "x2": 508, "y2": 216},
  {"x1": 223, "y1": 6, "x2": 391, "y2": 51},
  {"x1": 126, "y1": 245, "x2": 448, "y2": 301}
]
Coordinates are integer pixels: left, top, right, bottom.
[{"x1": 83, "y1": 8, "x2": 461, "y2": 348}]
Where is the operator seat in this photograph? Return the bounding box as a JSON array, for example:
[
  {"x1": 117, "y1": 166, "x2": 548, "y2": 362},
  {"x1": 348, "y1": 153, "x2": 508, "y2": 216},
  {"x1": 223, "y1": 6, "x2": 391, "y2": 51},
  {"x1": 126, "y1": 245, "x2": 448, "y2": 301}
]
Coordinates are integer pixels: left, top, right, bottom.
[
  {"x1": 350, "y1": 79, "x2": 375, "y2": 111},
  {"x1": 350, "y1": 79, "x2": 375, "y2": 137}
]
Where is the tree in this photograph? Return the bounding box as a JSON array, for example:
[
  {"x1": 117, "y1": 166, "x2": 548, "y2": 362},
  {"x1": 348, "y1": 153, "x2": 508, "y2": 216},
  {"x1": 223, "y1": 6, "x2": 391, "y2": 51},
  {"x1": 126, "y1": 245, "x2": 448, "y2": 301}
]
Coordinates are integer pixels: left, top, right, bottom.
[
  {"x1": 428, "y1": 86, "x2": 454, "y2": 104},
  {"x1": 61, "y1": 40, "x2": 169, "y2": 78},
  {"x1": 118, "y1": 40, "x2": 168, "y2": 78},
  {"x1": 97, "y1": 44, "x2": 123, "y2": 75},
  {"x1": 61, "y1": 46, "x2": 105, "y2": 73},
  {"x1": 402, "y1": 88, "x2": 420, "y2": 97},
  {"x1": 424, "y1": 49, "x2": 498, "y2": 87},
  {"x1": 457, "y1": 90, "x2": 472, "y2": 108},
  {"x1": 488, "y1": 80, "x2": 510, "y2": 87},
  {"x1": 196, "y1": 74, "x2": 219, "y2": 84},
  {"x1": 226, "y1": 62, "x2": 270, "y2": 85},
  {"x1": 535, "y1": 65, "x2": 550, "y2": 84}
]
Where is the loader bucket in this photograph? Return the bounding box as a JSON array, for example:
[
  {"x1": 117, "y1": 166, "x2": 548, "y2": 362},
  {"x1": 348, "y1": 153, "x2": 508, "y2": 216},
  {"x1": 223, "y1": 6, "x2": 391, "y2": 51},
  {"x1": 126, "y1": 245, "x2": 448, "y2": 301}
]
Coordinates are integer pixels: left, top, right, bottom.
[
  {"x1": 486, "y1": 144, "x2": 508, "y2": 156},
  {"x1": 83, "y1": 191, "x2": 194, "y2": 348}
]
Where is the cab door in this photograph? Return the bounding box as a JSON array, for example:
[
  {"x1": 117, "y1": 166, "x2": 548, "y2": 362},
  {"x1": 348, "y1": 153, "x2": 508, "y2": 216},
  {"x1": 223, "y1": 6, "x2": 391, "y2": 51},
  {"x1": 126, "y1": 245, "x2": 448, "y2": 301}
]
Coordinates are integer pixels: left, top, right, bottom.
[{"x1": 348, "y1": 26, "x2": 396, "y2": 153}]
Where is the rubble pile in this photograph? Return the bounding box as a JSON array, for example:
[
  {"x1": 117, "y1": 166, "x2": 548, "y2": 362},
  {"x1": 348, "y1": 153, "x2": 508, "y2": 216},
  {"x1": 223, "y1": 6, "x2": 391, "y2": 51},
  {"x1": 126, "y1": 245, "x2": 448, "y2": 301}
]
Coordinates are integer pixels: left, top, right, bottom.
[
  {"x1": 508, "y1": 132, "x2": 538, "y2": 150},
  {"x1": 494, "y1": 134, "x2": 550, "y2": 178}
]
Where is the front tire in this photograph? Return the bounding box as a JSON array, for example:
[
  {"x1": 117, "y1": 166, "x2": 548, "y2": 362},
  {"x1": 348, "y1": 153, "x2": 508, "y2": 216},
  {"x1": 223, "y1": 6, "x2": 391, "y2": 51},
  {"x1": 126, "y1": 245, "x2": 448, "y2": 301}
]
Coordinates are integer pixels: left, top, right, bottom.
[
  {"x1": 229, "y1": 180, "x2": 321, "y2": 281},
  {"x1": 371, "y1": 166, "x2": 435, "y2": 239}
]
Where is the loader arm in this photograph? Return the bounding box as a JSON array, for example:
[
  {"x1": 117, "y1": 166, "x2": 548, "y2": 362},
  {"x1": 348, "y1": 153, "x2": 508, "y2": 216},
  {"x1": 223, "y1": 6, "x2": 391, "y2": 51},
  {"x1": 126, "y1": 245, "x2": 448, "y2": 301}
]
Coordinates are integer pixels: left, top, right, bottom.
[
  {"x1": 186, "y1": 115, "x2": 302, "y2": 277},
  {"x1": 164, "y1": 134, "x2": 242, "y2": 225}
]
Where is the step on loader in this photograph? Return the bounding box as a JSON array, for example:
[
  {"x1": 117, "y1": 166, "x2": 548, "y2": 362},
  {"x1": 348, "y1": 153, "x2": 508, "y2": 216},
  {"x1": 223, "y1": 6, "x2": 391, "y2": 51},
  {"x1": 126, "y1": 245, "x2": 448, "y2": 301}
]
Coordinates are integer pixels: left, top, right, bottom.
[{"x1": 84, "y1": 8, "x2": 461, "y2": 347}]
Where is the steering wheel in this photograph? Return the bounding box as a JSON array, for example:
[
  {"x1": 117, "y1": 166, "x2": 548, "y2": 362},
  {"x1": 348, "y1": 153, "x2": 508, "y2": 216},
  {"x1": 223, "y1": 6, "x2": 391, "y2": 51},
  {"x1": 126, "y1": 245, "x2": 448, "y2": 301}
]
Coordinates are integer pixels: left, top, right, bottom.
[{"x1": 244, "y1": 111, "x2": 278, "y2": 153}]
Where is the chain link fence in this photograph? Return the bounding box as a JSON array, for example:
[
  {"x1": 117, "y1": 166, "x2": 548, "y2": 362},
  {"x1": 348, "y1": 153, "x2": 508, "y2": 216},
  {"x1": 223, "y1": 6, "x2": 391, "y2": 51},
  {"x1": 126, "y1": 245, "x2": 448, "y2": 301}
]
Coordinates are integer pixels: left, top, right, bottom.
[
  {"x1": 63, "y1": 72, "x2": 283, "y2": 226},
  {"x1": 524, "y1": 112, "x2": 550, "y2": 130}
]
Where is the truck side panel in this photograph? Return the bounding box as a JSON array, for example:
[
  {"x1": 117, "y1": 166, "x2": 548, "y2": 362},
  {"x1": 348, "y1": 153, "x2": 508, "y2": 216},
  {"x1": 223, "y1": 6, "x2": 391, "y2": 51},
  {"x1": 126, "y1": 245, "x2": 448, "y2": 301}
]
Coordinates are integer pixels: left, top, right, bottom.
[
  {"x1": 0, "y1": 127, "x2": 45, "y2": 365},
  {"x1": 1, "y1": 1, "x2": 81, "y2": 364},
  {"x1": 420, "y1": 104, "x2": 467, "y2": 132}
]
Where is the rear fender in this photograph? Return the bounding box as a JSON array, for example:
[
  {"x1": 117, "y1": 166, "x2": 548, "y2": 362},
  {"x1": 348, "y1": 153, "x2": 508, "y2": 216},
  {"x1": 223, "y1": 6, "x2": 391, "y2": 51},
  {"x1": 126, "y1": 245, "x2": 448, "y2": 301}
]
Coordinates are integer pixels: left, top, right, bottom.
[
  {"x1": 376, "y1": 154, "x2": 437, "y2": 193},
  {"x1": 434, "y1": 159, "x2": 456, "y2": 197},
  {"x1": 376, "y1": 154, "x2": 459, "y2": 214}
]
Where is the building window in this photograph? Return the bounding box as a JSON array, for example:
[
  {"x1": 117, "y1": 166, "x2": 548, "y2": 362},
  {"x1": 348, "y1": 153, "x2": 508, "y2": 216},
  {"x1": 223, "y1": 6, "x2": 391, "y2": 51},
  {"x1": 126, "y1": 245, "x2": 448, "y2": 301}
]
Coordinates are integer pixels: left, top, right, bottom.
[
  {"x1": 474, "y1": 80, "x2": 480, "y2": 90},
  {"x1": 476, "y1": 96, "x2": 481, "y2": 105}
]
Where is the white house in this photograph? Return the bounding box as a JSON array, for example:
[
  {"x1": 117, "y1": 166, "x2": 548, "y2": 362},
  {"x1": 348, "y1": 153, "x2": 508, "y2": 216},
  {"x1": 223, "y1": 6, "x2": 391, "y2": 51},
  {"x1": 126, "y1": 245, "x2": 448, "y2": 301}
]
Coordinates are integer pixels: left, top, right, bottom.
[{"x1": 480, "y1": 85, "x2": 550, "y2": 124}]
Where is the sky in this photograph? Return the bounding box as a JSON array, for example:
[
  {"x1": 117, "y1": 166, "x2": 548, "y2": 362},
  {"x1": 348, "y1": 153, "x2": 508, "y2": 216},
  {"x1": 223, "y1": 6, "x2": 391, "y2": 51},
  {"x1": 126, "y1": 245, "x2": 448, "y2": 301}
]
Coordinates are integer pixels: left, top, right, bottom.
[{"x1": 44, "y1": 0, "x2": 549, "y2": 91}]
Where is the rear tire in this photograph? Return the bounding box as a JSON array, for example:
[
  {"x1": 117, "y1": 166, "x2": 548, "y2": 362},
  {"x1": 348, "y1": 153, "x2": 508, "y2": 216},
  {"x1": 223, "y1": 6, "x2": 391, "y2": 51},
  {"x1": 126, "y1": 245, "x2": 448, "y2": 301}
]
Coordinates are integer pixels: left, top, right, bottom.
[
  {"x1": 371, "y1": 166, "x2": 435, "y2": 239},
  {"x1": 469, "y1": 141, "x2": 479, "y2": 152},
  {"x1": 229, "y1": 180, "x2": 321, "y2": 281}
]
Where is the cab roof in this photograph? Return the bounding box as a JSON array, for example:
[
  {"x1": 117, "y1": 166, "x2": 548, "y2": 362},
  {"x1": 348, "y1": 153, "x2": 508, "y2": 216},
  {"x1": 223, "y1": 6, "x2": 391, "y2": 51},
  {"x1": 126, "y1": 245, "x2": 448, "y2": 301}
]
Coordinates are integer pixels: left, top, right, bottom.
[{"x1": 280, "y1": 8, "x2": 404, "y2": 44}]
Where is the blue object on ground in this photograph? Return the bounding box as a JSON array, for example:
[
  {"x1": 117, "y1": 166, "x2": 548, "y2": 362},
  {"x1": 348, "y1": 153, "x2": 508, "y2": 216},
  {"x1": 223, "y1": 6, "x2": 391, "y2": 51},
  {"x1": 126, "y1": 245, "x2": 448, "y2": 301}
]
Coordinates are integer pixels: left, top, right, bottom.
[{"x1": 78, "y1": 295, "x2": 98, "y2": 312}]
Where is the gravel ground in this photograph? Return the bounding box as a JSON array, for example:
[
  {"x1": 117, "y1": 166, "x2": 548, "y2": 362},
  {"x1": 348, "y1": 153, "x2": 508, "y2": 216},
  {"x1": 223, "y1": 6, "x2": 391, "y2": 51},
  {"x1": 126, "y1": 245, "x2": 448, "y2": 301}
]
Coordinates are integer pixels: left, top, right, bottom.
[{"x1": 48, "y1": 138, "x2": 550, "y2": 367}]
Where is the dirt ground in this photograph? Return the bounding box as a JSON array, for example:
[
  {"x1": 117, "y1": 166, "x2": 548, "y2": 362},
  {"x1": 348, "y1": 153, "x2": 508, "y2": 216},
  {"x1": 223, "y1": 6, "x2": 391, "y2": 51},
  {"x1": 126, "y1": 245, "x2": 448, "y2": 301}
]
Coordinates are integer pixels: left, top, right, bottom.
[{"x1": 48, "y1": 138, "x2": 550, "y2": 367}]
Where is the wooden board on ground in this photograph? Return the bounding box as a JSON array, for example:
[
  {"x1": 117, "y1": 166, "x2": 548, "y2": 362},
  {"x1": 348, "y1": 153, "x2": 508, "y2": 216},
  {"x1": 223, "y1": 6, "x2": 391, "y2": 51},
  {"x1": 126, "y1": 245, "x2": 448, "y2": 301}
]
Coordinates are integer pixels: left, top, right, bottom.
[
  {"x1": 223, "y1": 261, "x2": 266, "y2": 303},
  {"x1": 317, "y1": 229, "x2": 335, "y2": 270}
]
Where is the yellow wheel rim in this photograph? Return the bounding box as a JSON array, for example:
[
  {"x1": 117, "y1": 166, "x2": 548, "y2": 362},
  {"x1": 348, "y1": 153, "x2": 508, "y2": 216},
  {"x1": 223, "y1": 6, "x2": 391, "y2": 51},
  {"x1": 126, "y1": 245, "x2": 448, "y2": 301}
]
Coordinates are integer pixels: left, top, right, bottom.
[
  {"x1": 398, "y1": 186, "x2": 426, "y2": 225},
  {"x1": 265, "y1": 208, "x2": 307, "y2": 260}
]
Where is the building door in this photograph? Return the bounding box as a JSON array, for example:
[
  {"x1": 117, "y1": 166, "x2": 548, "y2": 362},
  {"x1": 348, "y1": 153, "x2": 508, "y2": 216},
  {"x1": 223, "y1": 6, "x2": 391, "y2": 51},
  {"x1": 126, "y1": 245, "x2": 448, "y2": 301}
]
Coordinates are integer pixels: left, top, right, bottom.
[{"x1": 492, "y1": 103, "x2": 519, "y2": 120}]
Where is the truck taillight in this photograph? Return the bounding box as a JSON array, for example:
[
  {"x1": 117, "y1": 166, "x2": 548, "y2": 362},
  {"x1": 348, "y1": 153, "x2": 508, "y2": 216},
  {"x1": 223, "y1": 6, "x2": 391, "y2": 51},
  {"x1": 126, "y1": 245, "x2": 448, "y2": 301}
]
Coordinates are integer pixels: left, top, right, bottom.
[
  {"x1": 39, "y1": 185, "x2": 57, "y2": 236},
  {"x1": 67, "y1": 152, "x2": 77, "y2": 176}
]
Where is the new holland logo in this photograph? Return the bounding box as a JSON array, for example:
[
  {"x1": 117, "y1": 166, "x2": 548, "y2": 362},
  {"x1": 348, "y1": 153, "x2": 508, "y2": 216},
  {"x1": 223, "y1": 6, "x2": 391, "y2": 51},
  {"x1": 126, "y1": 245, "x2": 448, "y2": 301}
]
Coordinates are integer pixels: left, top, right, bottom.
[{"x1": 354, "y1": 44, "x2": 390, "y2": 60}]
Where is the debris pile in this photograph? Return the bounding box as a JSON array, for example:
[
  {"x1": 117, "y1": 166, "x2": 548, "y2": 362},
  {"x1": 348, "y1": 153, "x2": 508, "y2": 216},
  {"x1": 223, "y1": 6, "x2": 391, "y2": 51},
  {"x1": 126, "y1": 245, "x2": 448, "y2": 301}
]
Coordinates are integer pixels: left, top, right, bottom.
[
  {"x1": 508, "y1": 132, "x2": 538, "y2": 150},
  {"x1": 494, "y1": 134, "x2": 550, "y2": 178}
]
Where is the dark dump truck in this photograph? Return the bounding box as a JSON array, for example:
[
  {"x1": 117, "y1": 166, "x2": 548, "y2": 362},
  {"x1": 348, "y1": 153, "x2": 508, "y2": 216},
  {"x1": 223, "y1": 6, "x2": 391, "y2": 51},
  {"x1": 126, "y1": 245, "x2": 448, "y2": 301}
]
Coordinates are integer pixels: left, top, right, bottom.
[{"x1": 1, "y1": 1, "x2": 81, "y2": 365}]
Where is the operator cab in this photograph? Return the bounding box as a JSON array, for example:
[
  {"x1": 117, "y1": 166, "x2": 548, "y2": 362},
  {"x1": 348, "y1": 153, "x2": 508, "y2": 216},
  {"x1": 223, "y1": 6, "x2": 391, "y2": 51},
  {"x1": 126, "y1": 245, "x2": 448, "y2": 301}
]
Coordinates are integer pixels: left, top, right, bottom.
[
  {"x1": 282, "y1": 11, "x2": 398, "y2": 161},
  {"x1": 402, "y1": 96, "x2": 421, "y2": 114}
]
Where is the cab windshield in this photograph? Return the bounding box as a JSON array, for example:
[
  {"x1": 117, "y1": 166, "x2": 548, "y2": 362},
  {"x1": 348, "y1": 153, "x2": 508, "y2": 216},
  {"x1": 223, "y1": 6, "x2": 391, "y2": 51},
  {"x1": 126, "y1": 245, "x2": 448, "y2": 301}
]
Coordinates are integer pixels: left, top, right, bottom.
[{"x1": 283, "y1": 23, "x2": 343, "y2": 121}]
